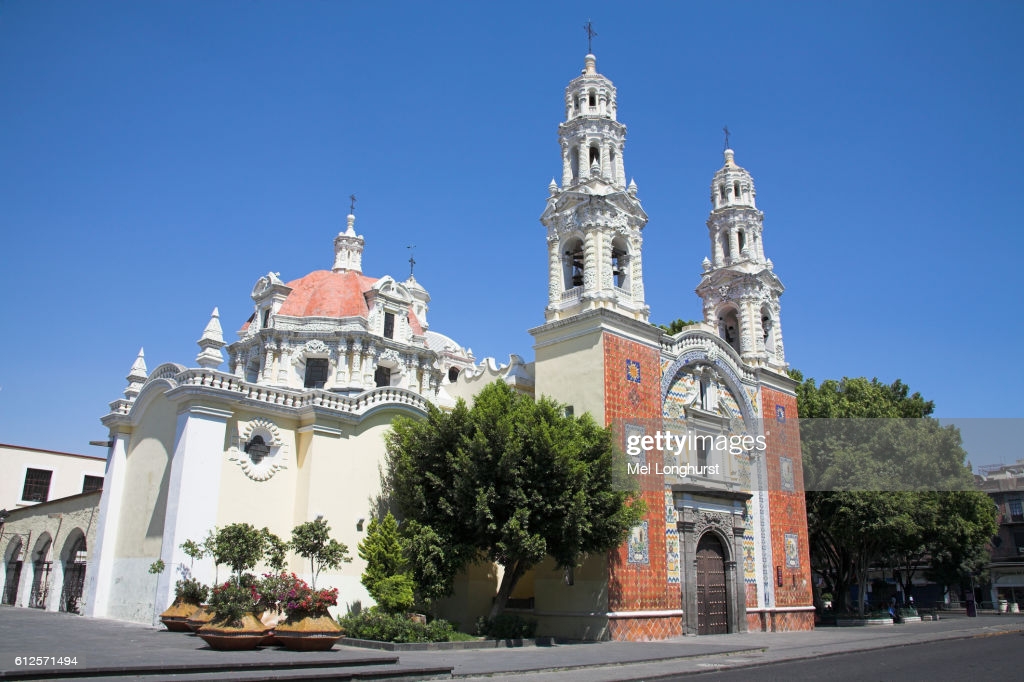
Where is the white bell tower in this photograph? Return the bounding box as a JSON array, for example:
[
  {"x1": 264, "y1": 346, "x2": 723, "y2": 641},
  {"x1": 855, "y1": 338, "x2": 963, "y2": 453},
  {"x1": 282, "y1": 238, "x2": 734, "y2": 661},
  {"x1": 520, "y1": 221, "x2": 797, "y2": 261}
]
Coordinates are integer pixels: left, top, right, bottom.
[
  {"x1": 696, "y1": 145, "x2": 787, "y2": 367},
  {"x1": 540, "y1": 52, "x2": 649, "y2": 323}
]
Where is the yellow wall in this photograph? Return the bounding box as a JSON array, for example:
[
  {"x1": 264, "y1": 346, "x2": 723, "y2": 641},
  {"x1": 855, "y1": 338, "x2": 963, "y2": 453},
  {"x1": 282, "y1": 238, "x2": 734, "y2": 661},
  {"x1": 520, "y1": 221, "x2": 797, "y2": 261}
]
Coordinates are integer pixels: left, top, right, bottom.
[{"x1": 533, "y1": 327, "x2": 605, "y2": 422}]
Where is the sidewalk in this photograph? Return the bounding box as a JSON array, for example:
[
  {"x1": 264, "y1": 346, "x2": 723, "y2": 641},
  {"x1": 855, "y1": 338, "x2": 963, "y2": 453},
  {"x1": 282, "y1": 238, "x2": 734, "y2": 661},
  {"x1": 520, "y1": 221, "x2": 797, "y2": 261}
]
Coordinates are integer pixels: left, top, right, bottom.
[{"x1": 1, "y1": 606, "x2": 1022, "y2": 681}]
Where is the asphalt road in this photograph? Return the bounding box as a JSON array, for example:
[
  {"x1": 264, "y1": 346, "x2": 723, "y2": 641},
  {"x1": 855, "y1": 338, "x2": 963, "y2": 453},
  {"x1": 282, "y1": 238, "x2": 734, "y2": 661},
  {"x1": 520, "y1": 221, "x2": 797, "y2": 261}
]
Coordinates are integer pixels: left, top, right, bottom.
[{"x1": 679, "y1": 629, "x2": 1024, "y2": 681}]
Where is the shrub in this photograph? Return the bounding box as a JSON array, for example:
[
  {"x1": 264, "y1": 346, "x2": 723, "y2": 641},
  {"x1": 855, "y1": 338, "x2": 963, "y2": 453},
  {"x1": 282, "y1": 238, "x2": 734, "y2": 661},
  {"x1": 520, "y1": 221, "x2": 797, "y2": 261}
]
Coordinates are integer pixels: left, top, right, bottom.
[
  {"x1": 338, "y1": 609, "x2": 458, "y2": 643},
  {"x1": 475, "y1": 613, "x2": 537, "y2": 639},
  {"x1": 174, "y1": 577, "x2": 209, "y2": 605},
  {"x1": 208, "y1": 577, "x2": 257, "y2": 627}
]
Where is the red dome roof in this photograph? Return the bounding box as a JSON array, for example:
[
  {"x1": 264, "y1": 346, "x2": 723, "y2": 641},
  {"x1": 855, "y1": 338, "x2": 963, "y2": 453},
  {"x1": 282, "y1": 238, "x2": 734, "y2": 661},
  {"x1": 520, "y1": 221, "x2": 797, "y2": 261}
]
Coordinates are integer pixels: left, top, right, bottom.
[{"x1": 277, "y1": 270, "x2": 378, "y2": 318}]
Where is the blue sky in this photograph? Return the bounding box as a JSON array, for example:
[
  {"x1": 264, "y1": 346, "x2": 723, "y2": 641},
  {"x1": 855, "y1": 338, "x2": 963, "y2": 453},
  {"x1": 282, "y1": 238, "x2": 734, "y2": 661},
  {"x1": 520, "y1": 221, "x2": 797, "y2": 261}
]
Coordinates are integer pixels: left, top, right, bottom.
[{"x1": 1, "y1": 1, "x2": 1021, "y2": 466}]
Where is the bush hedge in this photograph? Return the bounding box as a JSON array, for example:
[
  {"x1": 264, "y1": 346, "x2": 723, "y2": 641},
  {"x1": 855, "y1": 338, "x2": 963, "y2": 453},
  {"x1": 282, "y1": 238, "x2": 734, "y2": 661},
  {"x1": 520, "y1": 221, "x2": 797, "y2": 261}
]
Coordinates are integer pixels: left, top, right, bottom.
[{"x1": 338, "y1": 609, "x2": 459, "y2": 643}]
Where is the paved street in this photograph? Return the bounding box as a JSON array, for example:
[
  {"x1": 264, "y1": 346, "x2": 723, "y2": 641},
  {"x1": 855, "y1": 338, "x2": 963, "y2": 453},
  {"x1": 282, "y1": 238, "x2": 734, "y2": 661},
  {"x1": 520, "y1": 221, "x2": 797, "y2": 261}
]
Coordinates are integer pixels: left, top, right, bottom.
[{"x1": 1, "y1": 606, "x2": 1023, "y2": 681}]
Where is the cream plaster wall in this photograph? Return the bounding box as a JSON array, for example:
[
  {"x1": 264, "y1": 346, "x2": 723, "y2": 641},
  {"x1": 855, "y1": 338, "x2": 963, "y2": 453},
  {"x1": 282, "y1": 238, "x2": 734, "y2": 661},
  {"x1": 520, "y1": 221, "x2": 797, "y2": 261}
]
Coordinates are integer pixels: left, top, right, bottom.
[
  {"x1": 532, "y1": 553, "x2": 610, "y2": 639},
  {"x1": 105, "y1": 390, "x2": 177, "y2": 622},
  {"x1": 0, "y1": 444, "x2": 105, "y2": 511},
  {"x1": 432, "y1": 561, "x2": 499, "y2": 632},
  {"x1": 533, "y1": 328, "x2": 605, "y2": 422}
]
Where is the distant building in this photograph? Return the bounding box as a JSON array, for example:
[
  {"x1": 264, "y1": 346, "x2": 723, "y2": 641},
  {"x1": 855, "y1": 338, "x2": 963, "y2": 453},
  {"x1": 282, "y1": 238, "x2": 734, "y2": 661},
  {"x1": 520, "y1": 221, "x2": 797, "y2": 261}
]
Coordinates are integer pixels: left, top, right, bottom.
[
  {"x1": 0, "y1": 444, "x2": 104, "y2": 613},
  {"x1": 977, "y1": 460, "x2": 1024, "y2": 609}
]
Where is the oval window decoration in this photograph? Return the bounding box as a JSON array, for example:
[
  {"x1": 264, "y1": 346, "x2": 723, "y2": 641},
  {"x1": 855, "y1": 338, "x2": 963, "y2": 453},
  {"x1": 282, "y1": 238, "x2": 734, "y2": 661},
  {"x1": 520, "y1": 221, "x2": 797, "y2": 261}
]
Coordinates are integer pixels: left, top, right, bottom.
[{"x1": 229, "y1": 418, "x2": 289, "y2": 481}]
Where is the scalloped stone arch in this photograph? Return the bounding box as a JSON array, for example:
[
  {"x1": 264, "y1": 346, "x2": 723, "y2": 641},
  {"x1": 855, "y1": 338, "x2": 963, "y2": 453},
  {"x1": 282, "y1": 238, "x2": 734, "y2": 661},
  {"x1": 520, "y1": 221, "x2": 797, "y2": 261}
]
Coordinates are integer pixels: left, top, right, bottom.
[{"x1": 661, "y1": 342, "x2": 756, "y2": 427}]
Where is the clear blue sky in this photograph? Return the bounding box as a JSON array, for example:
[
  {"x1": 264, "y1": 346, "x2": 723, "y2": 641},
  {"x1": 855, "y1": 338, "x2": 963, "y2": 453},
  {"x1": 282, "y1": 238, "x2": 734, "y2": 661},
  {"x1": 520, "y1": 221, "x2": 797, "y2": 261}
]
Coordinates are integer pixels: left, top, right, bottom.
[{"x1": 1, "y1": 1, "x2": 1021, "y2": 466}]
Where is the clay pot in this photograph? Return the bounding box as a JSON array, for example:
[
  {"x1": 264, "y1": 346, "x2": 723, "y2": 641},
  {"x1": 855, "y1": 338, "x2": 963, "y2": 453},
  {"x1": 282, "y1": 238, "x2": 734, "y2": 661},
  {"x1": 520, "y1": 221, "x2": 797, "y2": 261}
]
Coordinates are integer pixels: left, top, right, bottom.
[
  {"x1": 274, "y1": 610, "x2": 342, "y2": 651},
  {"x1": 197, "y1": 612, "x2": 269, "y2": 651},
  {"x1": 160, "y1": 600, "x2": 201, "y2": 632}
]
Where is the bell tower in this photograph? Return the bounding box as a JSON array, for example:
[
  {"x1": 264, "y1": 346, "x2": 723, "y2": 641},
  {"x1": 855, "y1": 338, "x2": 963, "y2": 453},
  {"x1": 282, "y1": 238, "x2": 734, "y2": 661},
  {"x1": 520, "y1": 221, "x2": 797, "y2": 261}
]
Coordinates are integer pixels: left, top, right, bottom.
[
  {"x1": 541, "y1": 53, "x2": 649, "y2": 323},
  {"x1": 696, "y1": 146, "x2": 787, "y2": 368}
]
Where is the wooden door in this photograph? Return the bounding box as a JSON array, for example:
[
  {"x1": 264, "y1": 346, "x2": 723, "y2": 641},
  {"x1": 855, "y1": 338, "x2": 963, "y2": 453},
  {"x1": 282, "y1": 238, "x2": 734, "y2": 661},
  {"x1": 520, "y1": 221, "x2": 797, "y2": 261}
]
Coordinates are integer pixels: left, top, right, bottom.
[{"x1": 696, "y1": 533, "x2": 728, "y2": 635}]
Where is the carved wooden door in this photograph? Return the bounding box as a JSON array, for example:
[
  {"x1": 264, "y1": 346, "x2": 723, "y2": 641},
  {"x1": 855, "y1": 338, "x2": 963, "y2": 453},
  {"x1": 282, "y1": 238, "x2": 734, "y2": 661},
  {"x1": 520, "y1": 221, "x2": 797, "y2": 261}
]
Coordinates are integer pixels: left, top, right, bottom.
[{"x1": 696, "y1": 533, "x2": 728, "y2": 634}]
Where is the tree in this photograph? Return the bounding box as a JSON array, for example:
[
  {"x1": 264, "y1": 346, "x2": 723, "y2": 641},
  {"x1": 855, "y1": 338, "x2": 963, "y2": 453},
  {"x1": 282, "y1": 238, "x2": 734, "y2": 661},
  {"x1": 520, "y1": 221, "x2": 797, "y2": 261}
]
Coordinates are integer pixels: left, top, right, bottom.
[
  {"x1": 385, "y1": 380, "x2": 645, "y2": 619},
  {"x1": 657, "y1": 318, "x2": 700, "y2": 335},
  {"x1": 794, "y1": 374, "x2": 992, "y2": 615},
  {"x1": 290, "y1": 518, "x2": 351, "y2": 590},
  {"x1": 261, "y1": 528, "x2": 289, "y2": 572},
  {"x1": 358, "y1": 512, "x2": 415, "y2": 613},
  {"x1": 213, "y1": 523, "x2": 266, "y2": 582}
]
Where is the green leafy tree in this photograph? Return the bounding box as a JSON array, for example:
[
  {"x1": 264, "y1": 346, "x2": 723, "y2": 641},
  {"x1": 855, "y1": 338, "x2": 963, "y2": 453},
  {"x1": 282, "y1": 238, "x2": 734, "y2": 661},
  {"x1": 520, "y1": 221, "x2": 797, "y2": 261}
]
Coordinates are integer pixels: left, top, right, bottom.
[
  {"x1": 358, "y1": 512, "x2": 415, "y2": 613},
  {"x1": 385, "y1": 380, "x2": 645, "y2": 619},
  {"x1": 657, "y1": 318, "x2": 700, "y2": 335},
  {"x1": 794, "y1": 373, "x2": 993, "y2": 614},
  {"x1": 290, "y1": 518, "x2": 351, "y2": 590},
  {"x1": 213, "y1": 523, "x2": 266, "y2": 582},
  {"x1": 261, "y1": 528, "x2": 289, "y2": 572},
  {"x1": 202, "y1": 529, "x2": 222, "y2": 584}
]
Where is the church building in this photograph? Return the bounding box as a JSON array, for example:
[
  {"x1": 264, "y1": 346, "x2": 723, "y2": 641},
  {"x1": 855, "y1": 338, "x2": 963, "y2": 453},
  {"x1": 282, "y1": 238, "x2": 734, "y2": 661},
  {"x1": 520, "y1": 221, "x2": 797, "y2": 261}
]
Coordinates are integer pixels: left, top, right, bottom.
[{"x1": 78, "y1": 50, "x2": 813, "y2": 639}]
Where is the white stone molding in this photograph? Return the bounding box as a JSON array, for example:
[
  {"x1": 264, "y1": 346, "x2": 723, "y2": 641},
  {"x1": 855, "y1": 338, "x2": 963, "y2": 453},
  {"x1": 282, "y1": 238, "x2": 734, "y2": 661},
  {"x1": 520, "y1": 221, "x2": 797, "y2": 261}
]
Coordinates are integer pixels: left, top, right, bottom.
[{"x1": 228, "y1": 418, "x2": 289, "y2": 482}]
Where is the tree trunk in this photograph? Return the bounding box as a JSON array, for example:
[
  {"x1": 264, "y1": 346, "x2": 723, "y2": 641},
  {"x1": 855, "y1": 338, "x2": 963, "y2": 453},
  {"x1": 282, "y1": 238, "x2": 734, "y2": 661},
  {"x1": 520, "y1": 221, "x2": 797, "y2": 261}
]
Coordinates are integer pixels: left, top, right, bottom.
[{"x1": 488, "y1": 560, "x2": 526, "y2": 621}]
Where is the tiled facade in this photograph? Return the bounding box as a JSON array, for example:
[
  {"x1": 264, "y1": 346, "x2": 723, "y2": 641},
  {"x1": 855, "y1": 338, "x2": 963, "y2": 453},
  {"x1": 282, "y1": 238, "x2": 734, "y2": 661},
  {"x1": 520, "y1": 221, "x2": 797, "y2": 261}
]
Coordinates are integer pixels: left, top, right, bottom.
[
  {"x1": 761, "y1": 388, "x2": 814, "y2": 612},
  {"x1": 603, "y1": 333, "x2": 682, "y2": 639}
]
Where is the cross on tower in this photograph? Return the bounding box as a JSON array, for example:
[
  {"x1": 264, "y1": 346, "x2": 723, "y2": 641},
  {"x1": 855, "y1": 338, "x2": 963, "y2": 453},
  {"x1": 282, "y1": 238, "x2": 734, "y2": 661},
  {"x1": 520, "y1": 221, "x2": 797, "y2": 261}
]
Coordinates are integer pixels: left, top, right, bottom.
[
  {"x1": 407, "y1": 245, "x2": 416, "y2": 276},
  {"x1": 723, "y1": 126, "x2": 731, "y2": 151},
  {"x1": 583, "y1": 20, "x2": 597, "y2": 53},
  {"x1": 349, "y1": 194, "x2": 357, "y2": 214}
]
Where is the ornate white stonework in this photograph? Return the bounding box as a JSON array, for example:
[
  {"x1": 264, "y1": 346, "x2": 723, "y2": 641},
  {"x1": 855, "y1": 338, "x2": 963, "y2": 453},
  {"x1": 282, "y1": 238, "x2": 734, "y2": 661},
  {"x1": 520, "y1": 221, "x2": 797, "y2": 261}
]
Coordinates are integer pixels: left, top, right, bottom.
[
  {"x1": 228, "y1": 418, "x2": 289, "y2": 482},
  {"x1": 541, "y1": 54, "x2": 649, "y2": 323},
  {"x1": 695, "y1": 149, "x2": 786, "y2": 369}
]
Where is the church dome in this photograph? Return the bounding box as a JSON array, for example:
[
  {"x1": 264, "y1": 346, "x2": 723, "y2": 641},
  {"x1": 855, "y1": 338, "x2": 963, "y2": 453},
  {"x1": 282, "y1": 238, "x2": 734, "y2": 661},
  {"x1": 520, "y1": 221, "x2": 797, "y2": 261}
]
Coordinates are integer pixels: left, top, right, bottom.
[
  {"x1": 710, "y1": 149, "x2": 757, "y2": 210},
  {"x1": 276, "y1": 270, "x2": 378, "y2": 319}
]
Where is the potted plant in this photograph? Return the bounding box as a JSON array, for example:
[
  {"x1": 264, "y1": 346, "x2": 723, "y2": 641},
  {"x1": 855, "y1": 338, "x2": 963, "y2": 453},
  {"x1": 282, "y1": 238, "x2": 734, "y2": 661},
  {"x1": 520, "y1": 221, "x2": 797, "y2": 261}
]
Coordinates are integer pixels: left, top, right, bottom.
[
  {"x1": 196, "y1": 523, "x2": 270, "y2": 649},
  {"x1": 197, "y1": 577, "x2": 267, "y2": 650},
  {"x1": 160, "y1": 539, "x2": 209, "y2": 631},
  {"x1": 273, "y1": 519, "x2": 350, "y2": 651},
  {"x1": 161, "y1": 577, "x2": 209, "y2": 631},
  {"x1": 273, "y1": 575, "x2": 343, "y2": 651}
]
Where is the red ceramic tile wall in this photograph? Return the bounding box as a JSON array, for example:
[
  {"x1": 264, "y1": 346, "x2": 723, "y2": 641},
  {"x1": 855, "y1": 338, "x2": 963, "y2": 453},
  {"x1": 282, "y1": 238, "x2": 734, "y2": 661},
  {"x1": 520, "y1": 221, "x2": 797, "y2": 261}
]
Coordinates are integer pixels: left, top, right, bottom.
[
  {"x1": 608, "y1": 616, "x2": 683, "y2": 641},
  {"x1": 602, "y1": 333, "x2": 674, "y2": 615},
  {"x1": 761, "y1": 387, "x2": 814, "y2": 618}
]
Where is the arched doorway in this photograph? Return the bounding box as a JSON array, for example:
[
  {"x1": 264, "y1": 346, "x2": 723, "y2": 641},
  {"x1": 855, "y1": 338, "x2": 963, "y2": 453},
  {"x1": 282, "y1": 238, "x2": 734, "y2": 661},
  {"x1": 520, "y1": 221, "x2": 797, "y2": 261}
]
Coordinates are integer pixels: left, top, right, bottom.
[
  {"x1": 29, "y1": 535, "x2": 52, "y2": 609},
  {"x1": 696, "y1": 533, "x2": 728, "y2": 635},
  {"x1": 59, "y1": 534, "x2": 87, "y2": 614},
  {"x1": 2, "y1": 538, "x2": 24, "y2": 605}
]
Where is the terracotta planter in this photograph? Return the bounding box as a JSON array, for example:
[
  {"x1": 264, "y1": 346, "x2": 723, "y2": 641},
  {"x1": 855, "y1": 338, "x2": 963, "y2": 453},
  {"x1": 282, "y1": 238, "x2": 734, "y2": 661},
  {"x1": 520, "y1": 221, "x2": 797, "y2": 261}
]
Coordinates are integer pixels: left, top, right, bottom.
[
  {"x1": 185, "y1": 605, "x2": 215, "y2": 633},
  {"x1": 160, "y1": 599, "x2": 201, "y2": 631},
  {"x1": 274, "y1": 610, "x2": 342, "y2": 651},
  {"x1": 198, "y1": 612, "x2": 269, "y2": 651}
]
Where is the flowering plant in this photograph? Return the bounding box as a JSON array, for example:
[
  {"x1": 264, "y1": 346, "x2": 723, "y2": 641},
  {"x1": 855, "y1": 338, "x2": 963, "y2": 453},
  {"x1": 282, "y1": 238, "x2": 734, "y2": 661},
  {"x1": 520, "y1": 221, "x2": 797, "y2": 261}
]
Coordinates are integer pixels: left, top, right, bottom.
[
  {"x1": 208, "y1": 575, "x2": 258, "y2": 627},
  {"x1": 278, "y1": 573, "x2": 338, "y2": 616},
  {"x1": 174, "y1": 577, "x2": 209, "y2": 605},
  {"x1": 254, "y1": 572, "x2": 303, "y2": 612}
]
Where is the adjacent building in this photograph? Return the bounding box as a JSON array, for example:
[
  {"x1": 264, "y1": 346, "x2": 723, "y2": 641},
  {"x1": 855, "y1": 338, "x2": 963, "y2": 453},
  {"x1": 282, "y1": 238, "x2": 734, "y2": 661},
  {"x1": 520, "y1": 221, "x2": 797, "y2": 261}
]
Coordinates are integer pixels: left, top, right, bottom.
[{"x1": 0, "y1": 444, "x2": 105, "y2": 612}]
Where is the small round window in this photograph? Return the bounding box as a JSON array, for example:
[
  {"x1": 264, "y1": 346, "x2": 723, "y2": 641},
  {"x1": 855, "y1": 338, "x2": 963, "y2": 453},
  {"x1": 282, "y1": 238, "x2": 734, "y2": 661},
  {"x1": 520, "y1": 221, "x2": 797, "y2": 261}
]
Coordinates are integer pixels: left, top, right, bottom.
[{"x1": 245, "y1": 435, "x2": 270, "y2": 465}]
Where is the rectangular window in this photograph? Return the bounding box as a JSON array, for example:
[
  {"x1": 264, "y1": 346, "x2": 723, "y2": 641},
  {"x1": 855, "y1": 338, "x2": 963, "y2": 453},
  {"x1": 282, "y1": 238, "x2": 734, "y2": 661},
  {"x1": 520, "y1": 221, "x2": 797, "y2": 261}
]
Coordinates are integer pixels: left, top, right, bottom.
[
  {"x1": 22, "y1": 468, "x2": 52, "y2": 502},
  {"x1": 304, "y1": 358, "x2": 329, "y2": 388},
  {"x1": 1010, "y1": 499, "x2": 1024, "y2": 523},
  {"x1": 697, "y1": 441, "x2": 709, "y2": 469},
  {"x1": 82, "y1": 475, "x2": 103, "y2": 493},
  {"x1": 374, "y1": 366, "x2": 391, "y2": 388},
  {"x1": 383, "y1": 312, "x2": 395, "y2": 339}
]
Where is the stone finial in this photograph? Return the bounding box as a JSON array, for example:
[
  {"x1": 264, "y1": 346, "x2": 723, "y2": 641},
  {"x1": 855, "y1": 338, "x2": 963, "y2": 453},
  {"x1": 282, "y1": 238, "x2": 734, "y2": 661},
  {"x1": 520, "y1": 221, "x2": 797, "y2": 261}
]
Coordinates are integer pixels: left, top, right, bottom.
[
  {"x1": 627, "y1": 178, "x2": 638, "y2": 196},
  {"x1": 549, "y1": 178, "x2": 558, "y2": 194},
  {"x1": 196, "y1": 308, "x2": 226, "y2": 369},
  {"x1": 702, "y1": 256, "x2": 712, "y2": 272},
  {"x1": 125, "y1": 348, "x2": 148, "y2": 400},
  {"x1": 724, "y1": 149, "x2": 736, "y2": 167},
  {"x1": 334, "y1": 214, "x2": 365, "y2": 273},
  {"x1": 584, "y1": 54, "x2": 597, "y2": 75}
]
